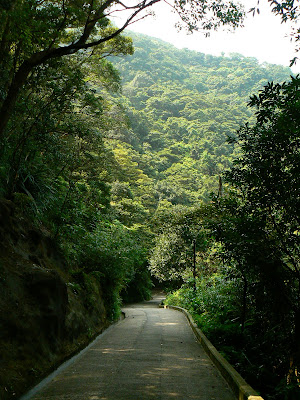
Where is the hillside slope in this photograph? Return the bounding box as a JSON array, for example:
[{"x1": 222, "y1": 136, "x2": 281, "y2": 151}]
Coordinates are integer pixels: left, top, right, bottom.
[
  {"x1": 107, "y1": 32, "x2": 292, "y2": 209},
  {"x1": 0, "y1": 200, "x2": 109, "y2": 400},
  {"x1": 0, "y1": 33, "x2": 294, "y2": 399}
]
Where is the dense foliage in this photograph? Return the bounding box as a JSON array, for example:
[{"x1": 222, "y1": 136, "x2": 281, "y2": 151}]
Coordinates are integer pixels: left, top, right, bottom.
[
  {"x1": 109, "y1": 33, "x2": 291, "y2": 205},
  {"x1": 0, "y1": 0, "x2": 245, "y2": 136},
  {"x1": 0, "y1": 28, "x2": 154, "y2": 315},
  {"x1": 0, "y1": 1, "x2": 299, "y2": 397},
  {"x1": 0, "y1": 0, "x2": 246, "y2": 319},
  {"x1": 164, "y1": 78, "x2": 300, "y2": 399}
]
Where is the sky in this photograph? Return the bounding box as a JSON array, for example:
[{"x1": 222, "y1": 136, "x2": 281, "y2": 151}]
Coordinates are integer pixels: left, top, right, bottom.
[{"x1": 113, "y1": 0, "x2": 300, "y2": 73}]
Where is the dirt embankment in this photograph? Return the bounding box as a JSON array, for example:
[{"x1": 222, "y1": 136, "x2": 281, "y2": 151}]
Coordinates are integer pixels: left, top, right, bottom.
[{"x1": 0, "y1": 200, "x2": 109, "y2": 400}]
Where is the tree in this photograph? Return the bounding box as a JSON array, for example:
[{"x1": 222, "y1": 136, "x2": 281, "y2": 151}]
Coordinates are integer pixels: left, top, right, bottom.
[
  {"x1": 149, "y1": 206, "x2": 210, "y2": 283},
  {"x1": 222, "y1": 76, "x2": 300, "y2": 387},
  {"x1": 227, "y1": 78, "x2": 300, "y2": 282},
  {"x1": 0, "y1": 0, "x2": 245, "y2": 137}
]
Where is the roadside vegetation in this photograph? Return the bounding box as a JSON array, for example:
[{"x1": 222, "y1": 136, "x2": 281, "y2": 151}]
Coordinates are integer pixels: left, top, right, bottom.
[
  {"x1": 0, "y1": 1, "x2": 299, "y2": 399},
  {"x1": 162, "y1": 78, "x2": 300, "y2": 399}
]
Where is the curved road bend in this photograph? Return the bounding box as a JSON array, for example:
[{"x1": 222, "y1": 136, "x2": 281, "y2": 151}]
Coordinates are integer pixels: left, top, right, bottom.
[{"x1": 21, "y1": 292, "x2": 235, "y2": 400}]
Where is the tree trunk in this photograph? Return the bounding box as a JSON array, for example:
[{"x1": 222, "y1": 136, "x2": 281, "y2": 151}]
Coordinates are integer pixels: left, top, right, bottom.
[
  {"x1": 241, "y1": 273, "x2": 248, "y2": 333},
  {"x1": 0, "y1": 61, "x2": 32, "y2": 137}
]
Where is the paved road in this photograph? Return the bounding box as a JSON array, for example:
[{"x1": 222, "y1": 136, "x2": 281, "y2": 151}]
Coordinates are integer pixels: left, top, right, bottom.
[{"x1": 21, "y1": 293, "x2": 235, "y2": 400}]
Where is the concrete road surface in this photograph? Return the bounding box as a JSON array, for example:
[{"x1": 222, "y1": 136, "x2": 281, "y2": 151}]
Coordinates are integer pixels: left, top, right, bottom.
[{"x1": 20, "y1": 292, "x2": 235, "y2": 400}]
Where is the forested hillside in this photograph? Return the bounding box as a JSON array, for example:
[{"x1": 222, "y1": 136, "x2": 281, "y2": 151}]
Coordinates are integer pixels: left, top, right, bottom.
[
  {"x1": 0, "y1": 5, "x2": 298, "y2": 398},
  {"x1": 107, "y1": 32, "x2": 291, "y2": 208},
  {"x1": 107, "y1": 34, "x2": 299, "y2": 400}
]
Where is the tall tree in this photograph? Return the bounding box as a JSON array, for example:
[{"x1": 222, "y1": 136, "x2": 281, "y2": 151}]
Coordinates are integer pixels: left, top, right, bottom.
[{"x1": 223, "y1": 76, "x2": 300, "y2": 382}]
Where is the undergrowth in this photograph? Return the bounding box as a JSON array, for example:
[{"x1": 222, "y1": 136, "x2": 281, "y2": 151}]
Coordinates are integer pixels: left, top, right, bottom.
[{"x1": 165, "y1": 275, "x2": 298, "y2": 400}]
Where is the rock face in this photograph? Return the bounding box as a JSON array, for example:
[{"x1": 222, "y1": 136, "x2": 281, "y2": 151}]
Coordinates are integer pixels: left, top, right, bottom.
[
  {"x1": 25, "y1": 266, "x2": 68, "y2": 349},
  {"x1": 0, "y1": 200, "x2": 108, "y2": 400}
]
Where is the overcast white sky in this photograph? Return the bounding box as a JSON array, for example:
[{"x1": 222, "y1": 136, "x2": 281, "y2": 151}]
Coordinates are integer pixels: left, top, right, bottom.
[{"x1": 114, "y1": 0, "x2": 300, "y2": 73}]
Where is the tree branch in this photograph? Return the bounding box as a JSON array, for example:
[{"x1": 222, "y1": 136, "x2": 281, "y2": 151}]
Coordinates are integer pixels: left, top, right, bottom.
[{"x1": 0, "y1": 0, "x2": 162, "y2": 137}]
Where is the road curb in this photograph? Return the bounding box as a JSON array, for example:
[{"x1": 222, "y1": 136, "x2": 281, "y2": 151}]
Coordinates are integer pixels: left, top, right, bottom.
[{"x1": 160, "y1": 304, "x2": 264, "y2": 400}]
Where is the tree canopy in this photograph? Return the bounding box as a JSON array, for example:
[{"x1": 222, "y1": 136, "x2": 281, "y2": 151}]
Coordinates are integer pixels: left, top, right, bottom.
[
  {"x1": 1, "y1": 1, "x2": 300, "y2": 398},
  {"x1": 109, "y1": 32, "x2": 291, "y2": 206},
  {"x1": 0, "y1": 0, "x2": 245, "y2": 136}
]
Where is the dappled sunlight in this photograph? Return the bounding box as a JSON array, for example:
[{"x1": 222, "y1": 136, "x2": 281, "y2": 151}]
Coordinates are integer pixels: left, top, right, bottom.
[
  {"x1": 143, "y1": 385, "x2": 157, "y2": 390},
  {"x1": 24, "y1": 299, "x2": 236, "y2": 400},
  {"x1": 101, "y1": 348, "x2": 135, "y2": 354},
  {"x1": 151, "y1": 367, "x2": 170, "y2": 372}
]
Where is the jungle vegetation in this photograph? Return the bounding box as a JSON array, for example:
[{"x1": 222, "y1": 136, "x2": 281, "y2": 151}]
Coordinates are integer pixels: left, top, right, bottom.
[
  {"x1": 111, "y1": 35, "x2": 299, "y2": 399},
  {"x1": 0, "y1": 1, "x2": 299, "y2": 399}
]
